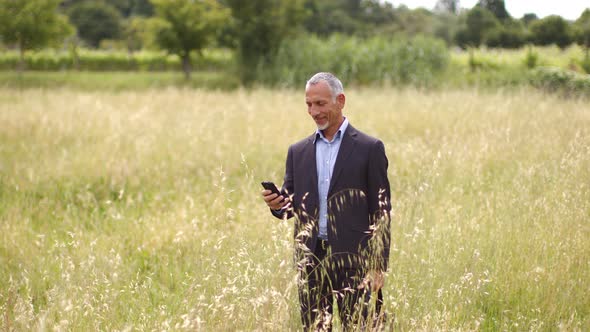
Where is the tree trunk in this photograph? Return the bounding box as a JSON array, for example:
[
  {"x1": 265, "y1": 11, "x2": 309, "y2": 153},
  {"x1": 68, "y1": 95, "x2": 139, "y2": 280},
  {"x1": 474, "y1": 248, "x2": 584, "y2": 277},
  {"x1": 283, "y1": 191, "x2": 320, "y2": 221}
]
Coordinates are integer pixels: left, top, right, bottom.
[
  {"x1": 71, "y1": 40, "x2": 80, "y2": 71},
  {"x1": 18, "y1": 41, "x2": 25, "y2": 73},
  {"x1": 181, "y1": 54, "x2": 191, "y2": 80}
]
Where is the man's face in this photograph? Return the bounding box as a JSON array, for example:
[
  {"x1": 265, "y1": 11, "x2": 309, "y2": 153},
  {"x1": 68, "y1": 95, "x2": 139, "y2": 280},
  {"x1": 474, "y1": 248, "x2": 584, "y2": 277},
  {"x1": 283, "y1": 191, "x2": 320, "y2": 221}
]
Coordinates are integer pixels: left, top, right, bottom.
[{"x1": 305, "y1": 81, "x2": 345, "y2": 133}]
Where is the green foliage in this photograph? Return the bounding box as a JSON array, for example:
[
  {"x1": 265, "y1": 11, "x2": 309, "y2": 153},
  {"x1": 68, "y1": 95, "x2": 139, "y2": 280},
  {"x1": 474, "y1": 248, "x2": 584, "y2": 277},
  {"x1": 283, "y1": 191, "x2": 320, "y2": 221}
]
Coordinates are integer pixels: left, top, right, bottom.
[
  {"x1": 477, "y1": 0, "x2": 511, "y2": 21},
  {"x1": 573, "y1": 9, "x2": 590, "y2": 49},
  {"x1": 520, "y1": 13, "x2": 538, "y2": 26},
  {"x1": 122, "y1": 16, "x2": 153, "y2": 52},
  {"x1": 434, "y1": 0, "x2": 459, "y2": 15},
  {"x1": 60, "y1": 0, "x2": 153, "y2": 18},
  {"x1": 523, "y1": 45, "x2": 539, "y2": 69},
  {"x1": 529, "y1": 15, "x2": 573, "y2": 49},
  {"x1": 67, "y1": 1, "x2": 123, "y2": 48},
  {"x1": 0, "y1": 71, "x2": 239, "y2": 90},
  {"x1": 303, "y1": 0, "x2": 360, "y2": 36},
  {"x1": 226, "y1": 0, "x2": 307, "y2": 85},
  {"x1": 0, "y1": 48, "x2": 232, "y2": 72},
  {"x1": 259, "y1": 34, "x2": 449, "y2": 87},
  {"x1": 455, "y1": 7, "x2": 500, "y2": 48},
  {"x1": 0, "y1": 0, "x2": 72, "y2": 69},
  {"x1": 580, "y1": 52, "x2": 590, "y2": 74},
  {"x1": 103, "y1": 0, "x2": 153, "y2": 17},
  {"x1": 486, "y1": 20, "x2": 526, "y2": 49},
  {"x1": 151, "y1": 0, "x2": 229, "y2": 79},
  {"x1": 391, "y1": 7, "x2": 436, "y2": 37},
  {"x1": 530, "y1": 66, "x2": 590, "y2": 96},
  {"x1": 432, "y1": 12, "x2": 459, "y2": 45}
]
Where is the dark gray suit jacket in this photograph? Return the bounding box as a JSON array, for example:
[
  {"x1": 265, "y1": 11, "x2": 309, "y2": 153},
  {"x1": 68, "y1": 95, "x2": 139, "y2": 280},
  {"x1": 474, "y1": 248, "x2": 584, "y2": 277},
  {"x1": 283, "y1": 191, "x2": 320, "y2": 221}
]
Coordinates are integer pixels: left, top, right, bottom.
[{"x1": 272, "y1": 124, "x2": 391, "y2": 271}]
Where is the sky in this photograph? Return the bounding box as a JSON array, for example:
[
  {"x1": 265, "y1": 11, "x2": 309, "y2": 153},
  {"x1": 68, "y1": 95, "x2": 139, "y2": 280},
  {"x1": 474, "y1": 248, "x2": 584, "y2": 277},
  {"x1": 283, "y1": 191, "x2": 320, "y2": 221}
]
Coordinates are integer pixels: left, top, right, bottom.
[{"x1": 391, "y1": 1, "x2": 589, "y2": 20}]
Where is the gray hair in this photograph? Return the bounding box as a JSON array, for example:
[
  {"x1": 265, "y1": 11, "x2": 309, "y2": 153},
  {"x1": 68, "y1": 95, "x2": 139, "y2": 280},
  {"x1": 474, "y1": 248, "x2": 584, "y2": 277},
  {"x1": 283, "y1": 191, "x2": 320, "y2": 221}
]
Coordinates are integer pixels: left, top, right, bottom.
[{"x1": 305, "y1": 72, "x2": 344, "y2": 101}]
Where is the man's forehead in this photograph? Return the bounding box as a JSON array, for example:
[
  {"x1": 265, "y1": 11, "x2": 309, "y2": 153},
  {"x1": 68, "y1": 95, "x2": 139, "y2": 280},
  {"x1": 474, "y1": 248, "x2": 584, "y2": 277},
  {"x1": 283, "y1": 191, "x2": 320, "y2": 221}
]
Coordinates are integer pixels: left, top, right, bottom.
[
  {"x1": 305, "y1": 92, "x2": 331, "y2": 101},
  {"x1": 306, "y1": 82, "x2": 331, "y2": 97}
]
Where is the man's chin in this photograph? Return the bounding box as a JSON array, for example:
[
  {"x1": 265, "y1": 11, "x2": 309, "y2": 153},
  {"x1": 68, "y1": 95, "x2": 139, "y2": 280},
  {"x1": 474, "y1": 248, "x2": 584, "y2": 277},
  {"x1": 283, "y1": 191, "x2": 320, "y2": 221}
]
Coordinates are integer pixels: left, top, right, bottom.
[{"x1": 316, "y1": 123, "x2": 329, "y2": 131}]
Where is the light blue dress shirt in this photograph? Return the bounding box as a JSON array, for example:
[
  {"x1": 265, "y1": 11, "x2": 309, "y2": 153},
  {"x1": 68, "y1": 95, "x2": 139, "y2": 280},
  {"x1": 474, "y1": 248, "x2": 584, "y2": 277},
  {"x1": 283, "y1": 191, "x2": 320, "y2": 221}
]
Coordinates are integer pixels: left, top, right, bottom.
[{"x1": 314, "y1": 118, "x2": 349, "y2": 240}]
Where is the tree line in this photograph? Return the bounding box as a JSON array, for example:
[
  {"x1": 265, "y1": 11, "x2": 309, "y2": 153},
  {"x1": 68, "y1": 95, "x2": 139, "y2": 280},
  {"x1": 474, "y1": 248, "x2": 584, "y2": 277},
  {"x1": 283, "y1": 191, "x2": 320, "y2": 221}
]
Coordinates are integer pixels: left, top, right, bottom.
[{"x1": 1, "y1": 0, "x2": 589, "y2": 82}]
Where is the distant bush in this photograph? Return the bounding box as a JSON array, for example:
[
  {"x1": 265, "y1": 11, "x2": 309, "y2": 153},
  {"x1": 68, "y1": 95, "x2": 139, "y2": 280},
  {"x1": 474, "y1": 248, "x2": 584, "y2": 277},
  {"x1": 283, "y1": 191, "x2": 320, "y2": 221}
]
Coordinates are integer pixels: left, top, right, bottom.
[
  {"x1": 467, "y1": 49, "x2": 501, "y2": 71},
  {"x1": 486, "y1": 24, "x2": 526, "y2": 49},
  {"x1": 523, "y1": 46, "x2": 539, "y2": 69},
  {"x1": 0, "y1": 49, "x2": 231, "y2": 71},
  {"x1": 530, "y1": 67, "x2": 590, "y2": 96},
  {"x1": 257, "y1": 34, "x2": 449, "y2": 87},
  {"x1": 580, "y1": 52, "x2": 590, "y2": 74}
]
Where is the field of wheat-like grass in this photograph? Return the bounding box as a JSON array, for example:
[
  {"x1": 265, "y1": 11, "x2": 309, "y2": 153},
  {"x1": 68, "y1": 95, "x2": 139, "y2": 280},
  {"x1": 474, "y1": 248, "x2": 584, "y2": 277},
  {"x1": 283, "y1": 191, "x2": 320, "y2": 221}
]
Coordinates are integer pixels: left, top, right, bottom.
[{"x1": 0, "y1": 86, "x2": 588, "y2": 331}]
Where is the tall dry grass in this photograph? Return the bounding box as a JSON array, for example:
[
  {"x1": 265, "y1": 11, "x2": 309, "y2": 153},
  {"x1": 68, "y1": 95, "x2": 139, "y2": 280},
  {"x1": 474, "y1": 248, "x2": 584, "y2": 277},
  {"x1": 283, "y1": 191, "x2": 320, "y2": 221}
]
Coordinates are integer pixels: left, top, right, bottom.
[{"x1": 0, "y1": 86, "x2": 588, "y2": 330}]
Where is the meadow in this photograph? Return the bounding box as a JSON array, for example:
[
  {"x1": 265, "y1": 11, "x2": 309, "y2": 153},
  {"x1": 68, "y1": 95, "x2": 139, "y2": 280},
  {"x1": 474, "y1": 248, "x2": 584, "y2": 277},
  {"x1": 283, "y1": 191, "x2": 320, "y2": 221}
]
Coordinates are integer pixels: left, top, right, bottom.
[{"x1": 0, "y1": 86, "x2": 588, "y2": 330}]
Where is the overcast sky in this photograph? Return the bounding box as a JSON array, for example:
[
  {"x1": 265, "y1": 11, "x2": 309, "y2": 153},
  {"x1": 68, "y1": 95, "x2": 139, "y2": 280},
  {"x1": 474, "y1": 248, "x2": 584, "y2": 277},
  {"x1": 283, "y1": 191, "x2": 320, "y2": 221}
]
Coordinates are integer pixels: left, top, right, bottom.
[{"x1": 391, "y1": 1, "x2": 589, "y2": 20}]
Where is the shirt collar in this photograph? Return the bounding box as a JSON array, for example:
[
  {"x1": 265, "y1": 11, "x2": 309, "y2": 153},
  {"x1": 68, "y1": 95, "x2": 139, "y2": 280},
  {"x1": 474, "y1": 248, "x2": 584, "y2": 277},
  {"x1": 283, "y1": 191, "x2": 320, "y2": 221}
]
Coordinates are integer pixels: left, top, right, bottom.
[{"x1": 314, "y1": 117, "x2": 349, "y2": 144}]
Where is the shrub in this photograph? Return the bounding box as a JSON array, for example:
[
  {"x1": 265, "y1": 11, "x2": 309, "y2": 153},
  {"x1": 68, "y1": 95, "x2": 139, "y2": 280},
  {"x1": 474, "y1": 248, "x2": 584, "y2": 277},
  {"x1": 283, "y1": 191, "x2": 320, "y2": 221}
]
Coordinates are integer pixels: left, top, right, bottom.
[
  {"x1": 523, "y1": 46, "x2": 539, "y2": 69},
  {"x1": 530, "y1": 67, "x2": 590, "y2": 96},
  {"x1": 259, "y1": 34, "x2": 449, "y2": 87},
  {"x1": 580, "y1": 51, "x2": 590, "y2": 74},
  {"x1": 0, "y1": 49, "x2": 231, "y2": 71}
]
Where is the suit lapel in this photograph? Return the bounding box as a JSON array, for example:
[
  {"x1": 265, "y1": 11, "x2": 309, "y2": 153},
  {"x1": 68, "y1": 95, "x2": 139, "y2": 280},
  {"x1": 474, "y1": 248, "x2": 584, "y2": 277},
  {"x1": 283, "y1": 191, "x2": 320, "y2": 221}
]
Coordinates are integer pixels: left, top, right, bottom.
[
  {"x1": 302, "y1": 134, "x2": 318, "y2": 197},
  {"x1": 329, "y1": 125, "x2": 357, "y2": 195}
]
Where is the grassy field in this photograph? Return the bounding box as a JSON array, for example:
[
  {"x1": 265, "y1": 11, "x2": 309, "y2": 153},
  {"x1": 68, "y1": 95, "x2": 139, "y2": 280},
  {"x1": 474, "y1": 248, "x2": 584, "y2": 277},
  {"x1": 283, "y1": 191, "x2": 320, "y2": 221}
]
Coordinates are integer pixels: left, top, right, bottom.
[
  {"x1": 451, "y1": 45, "x2": 586, "y2": 69},
  {"x1": 0, "y1": 71, "x2": 240, "y2": 91},
  {"x1": 0, "y1": 86, "x2": 588, "y2": 330}
]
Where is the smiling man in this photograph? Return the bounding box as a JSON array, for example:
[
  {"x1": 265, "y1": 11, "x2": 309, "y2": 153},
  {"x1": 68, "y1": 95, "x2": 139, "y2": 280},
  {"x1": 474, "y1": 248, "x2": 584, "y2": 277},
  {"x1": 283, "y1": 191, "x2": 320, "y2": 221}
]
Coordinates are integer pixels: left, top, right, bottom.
[{"x1": 261, "y1": 72, "x2": 392, "y2": 330}]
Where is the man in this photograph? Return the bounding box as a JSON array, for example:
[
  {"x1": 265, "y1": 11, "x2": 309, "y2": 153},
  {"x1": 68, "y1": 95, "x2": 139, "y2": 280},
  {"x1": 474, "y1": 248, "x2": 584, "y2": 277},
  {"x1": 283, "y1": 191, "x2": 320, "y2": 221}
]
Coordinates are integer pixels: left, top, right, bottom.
[{"x1": 262, "y1": 72, "x2": 391, "y2": 331}]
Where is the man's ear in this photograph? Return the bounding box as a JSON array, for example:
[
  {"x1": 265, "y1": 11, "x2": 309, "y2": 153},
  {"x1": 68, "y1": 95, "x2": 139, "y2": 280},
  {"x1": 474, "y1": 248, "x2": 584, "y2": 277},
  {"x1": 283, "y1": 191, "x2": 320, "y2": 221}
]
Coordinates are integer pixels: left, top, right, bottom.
[{"x1": 337, "y1": 93, "x2": 346, "y2": 108}]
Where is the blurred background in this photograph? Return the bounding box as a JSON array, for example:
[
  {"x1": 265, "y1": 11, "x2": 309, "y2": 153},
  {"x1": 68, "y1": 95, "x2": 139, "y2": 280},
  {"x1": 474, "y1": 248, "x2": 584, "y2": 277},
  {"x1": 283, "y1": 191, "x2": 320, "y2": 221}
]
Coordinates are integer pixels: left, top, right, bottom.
[{"x1": 0, "y1": 0, "x2": 589, "y2": 92}]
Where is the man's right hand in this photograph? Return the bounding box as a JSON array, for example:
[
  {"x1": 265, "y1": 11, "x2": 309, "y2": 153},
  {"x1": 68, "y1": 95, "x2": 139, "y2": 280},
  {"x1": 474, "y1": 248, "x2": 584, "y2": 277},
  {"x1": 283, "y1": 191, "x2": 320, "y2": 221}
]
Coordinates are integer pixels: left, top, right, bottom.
[{"x1": 261, "y1": 190, "x2": 290, "y2": 210}]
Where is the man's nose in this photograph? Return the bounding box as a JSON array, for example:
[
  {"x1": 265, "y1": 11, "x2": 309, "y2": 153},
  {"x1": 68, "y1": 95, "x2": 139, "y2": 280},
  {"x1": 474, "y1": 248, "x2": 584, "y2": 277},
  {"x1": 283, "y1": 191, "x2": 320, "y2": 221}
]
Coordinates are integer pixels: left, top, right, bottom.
[{"x1": 309, "y1": 106, "x2": 319, "y2": 116}]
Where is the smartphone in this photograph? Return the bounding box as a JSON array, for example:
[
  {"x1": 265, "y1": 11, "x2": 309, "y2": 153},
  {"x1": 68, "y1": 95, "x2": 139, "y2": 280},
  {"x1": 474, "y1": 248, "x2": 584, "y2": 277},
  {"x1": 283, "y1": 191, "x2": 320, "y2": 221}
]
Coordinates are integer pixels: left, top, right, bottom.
[{"x1": 261, "y1": 181, "x2": 283, "y2": 199}]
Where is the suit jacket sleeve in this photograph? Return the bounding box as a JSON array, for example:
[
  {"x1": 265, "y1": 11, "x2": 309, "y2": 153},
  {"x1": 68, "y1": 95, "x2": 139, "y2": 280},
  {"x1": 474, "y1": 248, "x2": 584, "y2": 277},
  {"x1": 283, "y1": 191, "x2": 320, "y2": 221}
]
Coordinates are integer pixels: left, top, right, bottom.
[
  {"x1": 367, "y1": 140, "x2": 391, "y2": 271},
  {"x1": 270, "y1": 145, "x2": 294, "y2": 219}
]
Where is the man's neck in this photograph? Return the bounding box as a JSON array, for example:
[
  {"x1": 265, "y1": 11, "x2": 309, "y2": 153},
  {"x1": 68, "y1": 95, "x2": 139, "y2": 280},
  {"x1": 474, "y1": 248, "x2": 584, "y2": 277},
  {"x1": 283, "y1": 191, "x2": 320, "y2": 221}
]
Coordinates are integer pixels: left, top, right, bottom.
[{"x1": 322, "y1": 117, "x2": 345, "y2": 141}]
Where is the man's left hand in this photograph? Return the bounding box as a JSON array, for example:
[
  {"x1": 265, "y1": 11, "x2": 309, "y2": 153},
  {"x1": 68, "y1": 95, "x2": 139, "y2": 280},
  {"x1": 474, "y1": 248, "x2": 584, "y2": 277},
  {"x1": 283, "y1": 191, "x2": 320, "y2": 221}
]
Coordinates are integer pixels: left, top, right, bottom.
[{"x1": 358, "y1": 270, "x2": 384, "y2": 292}]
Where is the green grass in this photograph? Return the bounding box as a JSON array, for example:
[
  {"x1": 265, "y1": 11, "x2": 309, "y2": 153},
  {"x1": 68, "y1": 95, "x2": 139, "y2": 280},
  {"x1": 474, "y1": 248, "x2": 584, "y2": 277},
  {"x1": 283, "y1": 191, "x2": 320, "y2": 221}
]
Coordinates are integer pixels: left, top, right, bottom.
[
  {"x1": 0, "y1": 71, "x2": 240, "y2": 91},
  {"x1": 0, "y1": 87, "x2": 589, "y2": 330},
  {"x1": 451, "y1": 45, "x2": 586, "y2": 70}
]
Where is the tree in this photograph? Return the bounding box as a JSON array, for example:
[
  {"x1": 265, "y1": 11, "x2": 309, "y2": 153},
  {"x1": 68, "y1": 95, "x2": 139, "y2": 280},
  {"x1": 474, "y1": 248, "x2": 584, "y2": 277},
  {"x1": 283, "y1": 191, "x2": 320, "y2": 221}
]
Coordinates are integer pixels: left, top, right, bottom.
[
  {"x1": 486, "y1": 20, "x2": 526, "y2": 48},
  {"x1": 394, "y1": 7, "x2": 436, "y2": 37},
  {"x1": 0, "y1": 0, "x2": 72, "y2": 71},
  {"x1": 521, "y1": 13, "x2": 538, "y2": 26},
  {"x1": 302, "y1": 0, "x2": 356, "y2": 36},
  {"x1": 301, "y1": 0, "x2": 400, "y2": 37},
  {"x1": 122, "y1": 16, "x2": 152, "y2": 53},
  {"x1": 435, "y1": 0, "x2": 460, "y2": 15},
  {"x1": 104, "y1": 0, "x2": 153, "y2": 17},
  {"x1": 225, "y1": 0, "x2": 306, "y2": 85},
  {"x1": 574, "y1": 9, "x2": 590, "y2": 49},
  {"x1": 530, "y1": 15, "x2": 573, "y2": 49},
  {"x1": 67, "y1": 1, "x2": 122, "y2": 48},
  {"x1": 477, "y1": 0, "x2": 510, "y2": 21},
  {"x1": 455, "y1": 6, "x2": 500, "y2": 48},
  {"x1": 60, "y1": 0, "x2": 153, "y2": 17},
  {"x1": 574, "y1": 9, "x2": 590, "y2": 73},
  {"x1": 359, "y1": 0, "x2": 396, "y2": 29},
  {"x1": 151, "y1": 0, "x2": 228, "y2": 79},
  {"x1": 433, "y1": 12, "x2": 460, "y2": 45}
]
